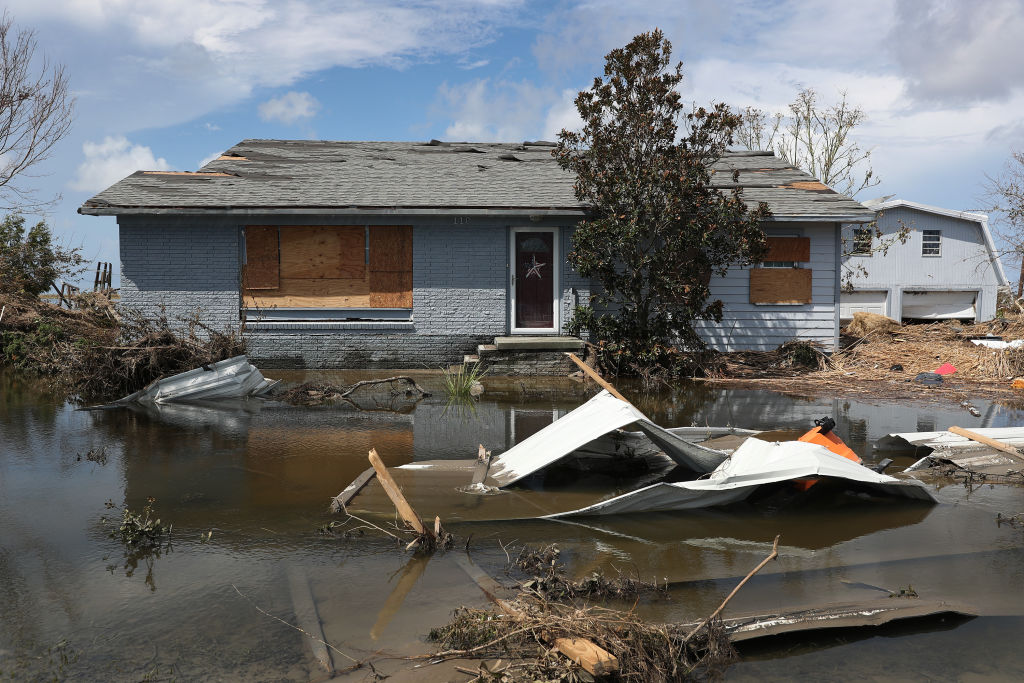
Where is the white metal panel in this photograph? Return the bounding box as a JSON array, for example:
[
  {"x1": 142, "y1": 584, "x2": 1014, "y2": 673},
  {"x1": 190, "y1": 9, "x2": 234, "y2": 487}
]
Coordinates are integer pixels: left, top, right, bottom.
[
  {"x1": 840, "y1": 290, "x2": 888, "y2": 321},
  {"x1": 901, "y1": 290, "x2": 977, "y2": 320}
]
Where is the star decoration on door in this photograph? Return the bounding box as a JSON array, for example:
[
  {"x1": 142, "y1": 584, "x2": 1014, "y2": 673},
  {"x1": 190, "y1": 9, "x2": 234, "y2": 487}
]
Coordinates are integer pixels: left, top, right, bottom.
[{"x1": 525, "y1": 254, "x2": 546, "y2": 279}]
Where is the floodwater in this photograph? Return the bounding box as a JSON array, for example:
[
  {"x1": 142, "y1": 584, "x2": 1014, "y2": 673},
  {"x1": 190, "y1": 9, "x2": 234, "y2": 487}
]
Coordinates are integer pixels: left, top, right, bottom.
[{"x1": 2, "y1": 368, "x2": 1024, "y2": 681}]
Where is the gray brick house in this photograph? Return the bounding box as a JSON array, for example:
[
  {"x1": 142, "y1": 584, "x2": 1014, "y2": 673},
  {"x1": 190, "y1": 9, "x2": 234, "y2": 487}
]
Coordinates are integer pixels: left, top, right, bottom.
[{"x1": 79, "y1": 139, "x2": 873, "y2": 368}]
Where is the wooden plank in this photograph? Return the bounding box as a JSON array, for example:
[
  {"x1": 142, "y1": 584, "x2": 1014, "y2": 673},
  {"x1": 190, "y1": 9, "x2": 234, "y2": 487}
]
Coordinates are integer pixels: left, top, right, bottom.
[
  {"x1": 568, "y1": 353, "x2": 632, "y2": 405},
  {"x1": 280, "y1": 226, "x2": 365, "y2": 279},
  {"x1": 243, "y1": 226, "x2": 280, "y2": 289},
  {"x1": 764, "y1": 236, "x2": 810, "y2": 262},
  {"x1": 368, "y1": 448, "x2": 428, "y2": 536},
  {"x1": 947, "y1": 426, "x2": 1024, "y2": 463},
  {"x1": 369, "y1": 271, "x2": 412, "y2": 308},
  {"x1": 329, "y1": 467, "x2": 377, "y2": 513},
  {"x1": 749, "y1": 268, "x2": 813, "y2": 304},
  {"x1": 369, "y1": 226, "x2": 413, "y2": 271},
  {"x1": 471, "y1": 444, "x2": 492, "y2": 486},
  {"x1": 245, "y1": 277, "x2": 370, "y2": 308},
  {"x1": 553, "y1": 637, "x2": 617, "y2": 677},
  {"x1": 286, "y1": 565, "x2": 334, "y2": 674}
]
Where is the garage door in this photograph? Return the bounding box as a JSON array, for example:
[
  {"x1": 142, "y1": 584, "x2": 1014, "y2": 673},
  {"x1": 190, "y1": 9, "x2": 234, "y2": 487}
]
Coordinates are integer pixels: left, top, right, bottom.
[
  {"x1": 840, "y1": 290, "x2": 888, "y2": 321},
  {"x1": 901, "y1": 290, "x2": 977, "y2": 321}
]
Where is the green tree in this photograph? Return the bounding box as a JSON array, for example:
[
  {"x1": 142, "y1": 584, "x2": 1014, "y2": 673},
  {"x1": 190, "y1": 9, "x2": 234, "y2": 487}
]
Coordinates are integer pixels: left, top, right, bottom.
[
  {"x1": 555, "y1": 30, "x2": 770, "y2": 371},
  {"x1": 0, "y1": 213, "x2": 84, "y2": 296}
]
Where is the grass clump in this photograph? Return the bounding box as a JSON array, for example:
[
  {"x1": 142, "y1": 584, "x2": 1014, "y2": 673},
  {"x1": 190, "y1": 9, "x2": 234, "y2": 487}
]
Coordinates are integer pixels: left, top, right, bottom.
[
  {"x1": 442, "y1": 361, "x2": 486, "y2": 399},
  {"x1": 106, "y1": 497, "x2": 172, "y2": 549}
]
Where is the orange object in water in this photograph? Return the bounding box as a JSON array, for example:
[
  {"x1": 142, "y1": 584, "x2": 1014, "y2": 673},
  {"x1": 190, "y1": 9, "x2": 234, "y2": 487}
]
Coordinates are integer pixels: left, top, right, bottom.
[{"x1": 792, "y1": 424, "x2": 861, "y2": 491}]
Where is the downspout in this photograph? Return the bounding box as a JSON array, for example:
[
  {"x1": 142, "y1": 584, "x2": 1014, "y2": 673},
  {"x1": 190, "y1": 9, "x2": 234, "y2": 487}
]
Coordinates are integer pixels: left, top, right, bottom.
[{"x1": 833, "y1": 222, "x2": 842, "y2": 352}]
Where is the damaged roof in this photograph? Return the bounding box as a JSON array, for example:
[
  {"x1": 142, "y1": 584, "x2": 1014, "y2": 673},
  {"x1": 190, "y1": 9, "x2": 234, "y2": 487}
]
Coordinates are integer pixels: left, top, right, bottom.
[{"x1": 78, "y1": 139, "x2": 874, "y2": 221}]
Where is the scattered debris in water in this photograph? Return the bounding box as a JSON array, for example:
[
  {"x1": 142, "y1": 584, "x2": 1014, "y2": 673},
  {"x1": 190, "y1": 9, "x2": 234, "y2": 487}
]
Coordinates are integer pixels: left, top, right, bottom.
[
  {"x1": 511, "y1": 544, "x2": 668, "y2": 602},
  {"x1": 275, "y1": 376, "x2": 431, "y2": 406}
]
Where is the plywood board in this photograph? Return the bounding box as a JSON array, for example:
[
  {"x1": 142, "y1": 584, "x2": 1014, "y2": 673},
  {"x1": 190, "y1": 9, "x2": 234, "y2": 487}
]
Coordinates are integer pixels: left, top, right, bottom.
[
  {"x1": 764, "y1": 236, "x2": 810, "y2": 262},
  {"x1": 280, "y1": 226, "x2": 365, "y2": 279},
  {"x1": 369, "y1": 271, "x2": 413, "y2": 308},
  {"x1": 749, "y1": 268, "x2": 813, "y2": 304},
  {"x1": 243, "y1": 226, "x2": 280, "y2": 289},
  {"x1": 369, "y1": 226, "x2": 412, "y2": 272},
  {"x1": 245, "y1": 277, "x2": 370, "y2": 308}
]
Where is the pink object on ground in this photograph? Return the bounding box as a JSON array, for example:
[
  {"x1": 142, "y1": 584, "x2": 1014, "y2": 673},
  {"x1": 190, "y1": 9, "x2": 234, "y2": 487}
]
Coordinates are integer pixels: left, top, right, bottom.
[{"x1": 934, "y1": 363, "x2": 957, "y2": 375}]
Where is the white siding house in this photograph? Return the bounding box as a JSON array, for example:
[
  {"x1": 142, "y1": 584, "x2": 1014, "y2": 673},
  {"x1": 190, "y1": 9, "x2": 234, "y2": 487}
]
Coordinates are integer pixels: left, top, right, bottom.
[{"x1": 840, "y1": 199, "x2": 1008, "y2": 323}]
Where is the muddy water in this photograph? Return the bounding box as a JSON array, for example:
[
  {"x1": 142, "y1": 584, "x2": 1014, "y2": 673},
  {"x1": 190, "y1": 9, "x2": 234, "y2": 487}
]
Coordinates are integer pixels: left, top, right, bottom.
[{"x1": 2, "y1": 368, "x2": 1023, "y2": 680}]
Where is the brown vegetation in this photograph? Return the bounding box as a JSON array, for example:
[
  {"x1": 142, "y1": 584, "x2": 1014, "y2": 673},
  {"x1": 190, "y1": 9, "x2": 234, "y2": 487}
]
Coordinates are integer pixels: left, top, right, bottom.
[
  {"x1": 0, "y1": 292, "x2": 245, "y2": 401},
  {"x1": 704, "y1": 316, "x2": 1024, "y2": 396}
]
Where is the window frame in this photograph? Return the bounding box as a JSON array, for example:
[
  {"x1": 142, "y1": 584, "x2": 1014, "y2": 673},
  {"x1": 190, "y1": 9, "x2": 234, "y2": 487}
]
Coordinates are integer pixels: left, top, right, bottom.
[
  {"x1": 921, "y1": 229, "x2": 941, "y2": 257},
  {"x1": 851, "y1": 227, "x2": 872, "y2": 256}
]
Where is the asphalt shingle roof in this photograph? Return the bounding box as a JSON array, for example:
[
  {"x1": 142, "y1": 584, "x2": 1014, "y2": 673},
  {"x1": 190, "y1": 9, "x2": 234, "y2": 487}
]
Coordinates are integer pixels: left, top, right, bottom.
[{"x1": 79, "y1": 139, "x2": 874, "y2": 221}]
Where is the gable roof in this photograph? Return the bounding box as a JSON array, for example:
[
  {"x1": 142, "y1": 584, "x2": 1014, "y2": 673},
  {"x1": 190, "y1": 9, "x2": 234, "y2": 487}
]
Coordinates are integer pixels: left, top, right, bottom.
[
  {"x1": 862, "y1": 197, "x2": 1009, "y2": 286},
  {"x1": 79, "y1": 139, "x2": 875, "y2": 222}
]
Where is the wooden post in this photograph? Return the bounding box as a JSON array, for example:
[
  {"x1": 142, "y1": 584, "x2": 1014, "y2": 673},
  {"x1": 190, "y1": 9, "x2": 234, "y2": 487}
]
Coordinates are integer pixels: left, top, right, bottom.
[
  {"x1": 93, "y1": 262, "x2": 102, "y2": 291},
  {"x1": 568, "y1": 352, "x2": 631, "y2": 404},
  {"x1": 368, "y1": 449, "x2": 429, "y2": 536},
  {"x1": 471, "y1": 444, "x2": 492, "y2": 486},
  {"x1": 947, "y1": 426, "x2": 1024, "y2": 463}
]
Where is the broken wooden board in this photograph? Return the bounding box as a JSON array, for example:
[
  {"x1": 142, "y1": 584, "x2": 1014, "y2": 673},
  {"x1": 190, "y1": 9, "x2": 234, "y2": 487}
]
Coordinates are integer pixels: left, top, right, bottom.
[
  {"x1": 714, "y1": 599, "x2": 976, "y2": 642},
  {"x1": 329, "y1": 466, "x2": 376, "y2": 513},
  {"x1": 947, "y1": 426, "x2": 1024, "y2": 463},
  {"x1": 368, "y1": 449, "x2": 428, "y2": 536}
]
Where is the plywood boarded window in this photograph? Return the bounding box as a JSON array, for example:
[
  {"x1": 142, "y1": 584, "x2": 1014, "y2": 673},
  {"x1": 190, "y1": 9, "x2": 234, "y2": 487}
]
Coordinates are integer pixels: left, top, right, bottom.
[
  {"x1": 369, "y1": 226, "x2": 413, "y2": 308},
  {"x1": 242, "y1": 225, "x2": 413, "y2": 309},
  {"x1": 242, "y1": 226, "x2": 280, "y2": 289},
  {"x1": 763, "y1": 236, "x2": 810, "y2": 262},
  {"x1": 749, "y1": 268, "x2": 813, "y2": 304}
]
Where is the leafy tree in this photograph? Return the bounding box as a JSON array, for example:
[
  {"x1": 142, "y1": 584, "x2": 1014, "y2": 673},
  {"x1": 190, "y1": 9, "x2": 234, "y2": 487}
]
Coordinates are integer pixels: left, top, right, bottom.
[
  {"x1": 737, "y1": 88, "x2": 878, "y2": 199},
  {"x1": 555, "y1": 30, "x2": 770, "y2": 371},
  {"x1": 0, "y1": 213, "x2": 84, "y2": 296}
]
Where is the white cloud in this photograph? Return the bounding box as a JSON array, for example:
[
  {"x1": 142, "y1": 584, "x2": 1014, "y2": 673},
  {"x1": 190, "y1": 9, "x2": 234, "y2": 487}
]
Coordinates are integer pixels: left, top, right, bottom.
[
  {"x1": 69, "y1": 136, "x2": 171, "y2": 192},
  {"x1": 197, "y1": 151, "x2": 222, "y2": 169},
  {"x1": 258, "y1": 91, "x2": 321, "y2": 125},
  {"x1": 438, "y1": 78, "x2": 560, "y2": 142}
]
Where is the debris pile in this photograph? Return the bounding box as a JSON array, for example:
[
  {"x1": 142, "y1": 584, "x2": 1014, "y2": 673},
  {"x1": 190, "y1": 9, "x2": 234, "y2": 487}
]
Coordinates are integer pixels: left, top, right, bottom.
[{"x1": 0, "y1": 292, "x2": 246, "y2": 401}]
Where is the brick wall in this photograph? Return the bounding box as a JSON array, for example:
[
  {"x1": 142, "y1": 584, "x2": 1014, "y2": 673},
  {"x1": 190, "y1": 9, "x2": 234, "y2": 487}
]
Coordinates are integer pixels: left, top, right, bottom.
[
  {"x1": 118, "y1": 217, "x2": 240, "y2": 330},
  {"x1": 117, "y1": 214, "x2": 586, "y2": 368}
]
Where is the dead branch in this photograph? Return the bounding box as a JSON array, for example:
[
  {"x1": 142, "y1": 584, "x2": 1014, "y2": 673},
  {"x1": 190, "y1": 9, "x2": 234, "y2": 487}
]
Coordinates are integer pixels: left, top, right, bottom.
[
  {"x1": 685, "y1": 535, "x2": 780, "y2": 642},
  {"x1": 339, "y1": 376, "x2": 431, "y2": 398}
]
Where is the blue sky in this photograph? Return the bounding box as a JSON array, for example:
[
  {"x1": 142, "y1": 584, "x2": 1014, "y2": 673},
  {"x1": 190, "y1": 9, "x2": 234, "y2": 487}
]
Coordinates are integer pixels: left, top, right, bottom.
[{"x1": 8, "y1": 0, "x2": 1024, "y2": 285}]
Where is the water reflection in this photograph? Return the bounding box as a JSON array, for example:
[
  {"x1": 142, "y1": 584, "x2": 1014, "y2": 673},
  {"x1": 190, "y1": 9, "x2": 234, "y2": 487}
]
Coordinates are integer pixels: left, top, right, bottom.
[{"x1": 2, "y1": 369, "x2": 1024, "y2": 680}]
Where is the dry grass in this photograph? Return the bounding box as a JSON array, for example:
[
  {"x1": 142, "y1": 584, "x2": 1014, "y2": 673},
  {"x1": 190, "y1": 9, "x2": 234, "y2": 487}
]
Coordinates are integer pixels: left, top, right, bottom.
[
  {"x1": 820, "y1": 318, "x2": 1024, "y2": 383},
  {"x1": 702, "y1": 317, "x2": 1024, "y2": 390}
]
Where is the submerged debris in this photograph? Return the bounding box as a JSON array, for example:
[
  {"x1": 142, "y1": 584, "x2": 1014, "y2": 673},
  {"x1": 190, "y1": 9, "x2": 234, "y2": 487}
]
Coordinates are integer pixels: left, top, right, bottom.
[
  {"x1": 512, "y1": 544, "x2": 668, "y2": 602},
  {"x1": 275, "y1": 376, "x2": 431, "y2": 406}
]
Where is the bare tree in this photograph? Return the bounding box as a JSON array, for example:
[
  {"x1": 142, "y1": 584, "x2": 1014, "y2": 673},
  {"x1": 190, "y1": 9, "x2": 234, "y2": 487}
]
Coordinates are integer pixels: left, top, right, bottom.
[
  {"x1": 0, "y1": 12, "x2": 74, "y2": 210},
  {"x1": 983, "y1": 151, "x2": 1024, "y2": 298},
  {"x1": 737, "y1": 87, "x2": 878, "y2": 198}
]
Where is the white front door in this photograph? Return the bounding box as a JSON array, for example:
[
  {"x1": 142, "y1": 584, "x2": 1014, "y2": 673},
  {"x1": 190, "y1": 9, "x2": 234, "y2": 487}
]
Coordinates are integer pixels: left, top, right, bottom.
[{"x1": 509, "y1": 227, "x2": 560, "y2": 334}]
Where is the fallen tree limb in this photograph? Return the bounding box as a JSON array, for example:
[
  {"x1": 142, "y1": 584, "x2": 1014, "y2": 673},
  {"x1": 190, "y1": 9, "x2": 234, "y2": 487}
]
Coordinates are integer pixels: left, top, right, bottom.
[
  {"x1": 685, "y1": 534, "x2": 780, "y2": 642},
  {"x1": 340, "y1": 377, "x2": 431, "y2": 398}
]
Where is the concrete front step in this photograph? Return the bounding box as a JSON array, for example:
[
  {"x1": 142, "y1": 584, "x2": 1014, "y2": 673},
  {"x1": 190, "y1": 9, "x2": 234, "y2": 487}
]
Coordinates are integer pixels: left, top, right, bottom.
[{"x1": 493, "y1": 336, "x2": 583, "y2": 351}]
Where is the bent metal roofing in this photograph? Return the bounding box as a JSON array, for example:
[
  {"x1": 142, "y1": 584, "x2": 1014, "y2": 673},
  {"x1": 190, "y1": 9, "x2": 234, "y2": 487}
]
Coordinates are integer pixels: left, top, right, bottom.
[{"x1": 78, "y1": 139, "x2": 874, "y2": 221}]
